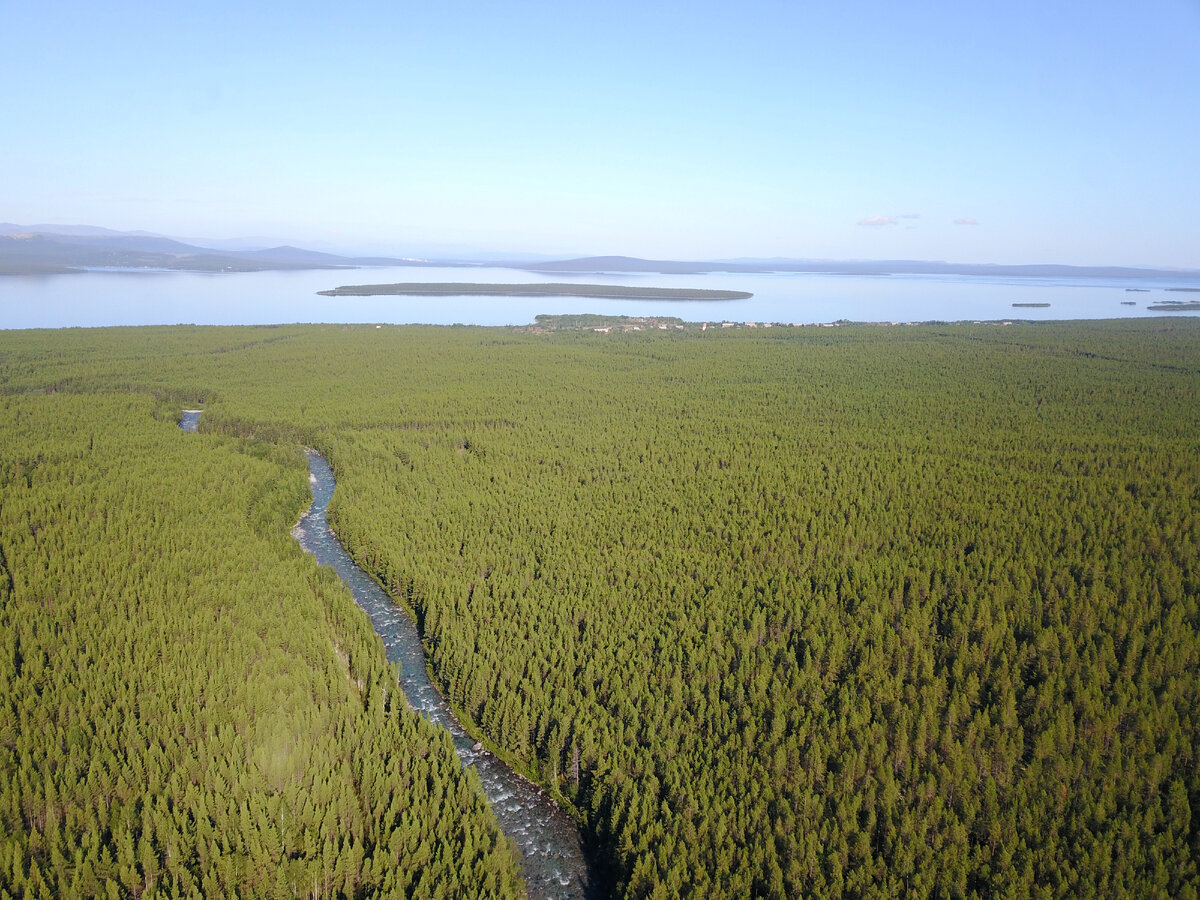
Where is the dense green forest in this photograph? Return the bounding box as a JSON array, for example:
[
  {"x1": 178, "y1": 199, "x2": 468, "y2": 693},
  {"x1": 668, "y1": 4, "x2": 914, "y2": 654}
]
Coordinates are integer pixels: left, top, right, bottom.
[
  {"x1": 2, "y1": 319, "x2": 1198, "y2": 898},
  {"x1": 0, "y1": 377, "x2": 523, "y2": 896}
]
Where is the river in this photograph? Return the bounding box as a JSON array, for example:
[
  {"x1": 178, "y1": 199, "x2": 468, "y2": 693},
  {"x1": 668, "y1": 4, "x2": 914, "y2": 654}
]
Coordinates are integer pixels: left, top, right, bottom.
[
  {"x1": 179, "y1": 409, "x2": 203, "y2": 432},
  {"x1": 180, "y1": 412, "x2": 596, "y2": 897},
  {"x1": 292, "y1": 450, "x2": 596, "y2": 899}
]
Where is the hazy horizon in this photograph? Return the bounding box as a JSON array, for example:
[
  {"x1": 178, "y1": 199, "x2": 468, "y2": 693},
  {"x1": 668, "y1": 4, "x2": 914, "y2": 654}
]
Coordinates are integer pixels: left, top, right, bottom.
[
  {"x1": 5, "y1": 2, "x2": 1199, "y2": 268},
  {"x1": 11, "y1": 220, "x2": 1200, "y2": 274}
]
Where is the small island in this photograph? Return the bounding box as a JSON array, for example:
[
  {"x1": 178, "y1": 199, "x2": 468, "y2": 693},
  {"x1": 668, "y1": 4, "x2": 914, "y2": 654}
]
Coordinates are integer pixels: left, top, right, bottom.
[
  {"x1": 1012, "y1": 302, "x2": 1051, "y2": 308},
  {"x1": 316, "y1": 282, "x2": 752, "y2": 301},
  {"x1": 1147, "y1": 299, "x2": 1200, "y2": 311}
]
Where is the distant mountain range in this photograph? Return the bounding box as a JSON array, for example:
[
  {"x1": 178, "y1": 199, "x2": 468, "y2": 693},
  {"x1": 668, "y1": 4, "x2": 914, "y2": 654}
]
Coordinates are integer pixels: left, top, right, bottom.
[
  {"x1": 0, "y1": 225, "x2": 438, "y2": 275},
  {"x1": 2, "y1": 225, "x2": 1197, "y2": 281}
]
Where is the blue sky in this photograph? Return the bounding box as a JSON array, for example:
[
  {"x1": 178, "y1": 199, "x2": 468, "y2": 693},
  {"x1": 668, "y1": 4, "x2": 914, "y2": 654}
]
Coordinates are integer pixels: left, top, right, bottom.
[{"x1": 5, "y1": 1, "x2": 1199, "y2": 264}]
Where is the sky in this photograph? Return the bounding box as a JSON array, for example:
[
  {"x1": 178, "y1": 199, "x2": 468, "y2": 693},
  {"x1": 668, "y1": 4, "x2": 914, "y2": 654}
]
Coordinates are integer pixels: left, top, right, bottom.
[{"x1": 4, "y1": 1, "x2": 1199, "y2": 265}]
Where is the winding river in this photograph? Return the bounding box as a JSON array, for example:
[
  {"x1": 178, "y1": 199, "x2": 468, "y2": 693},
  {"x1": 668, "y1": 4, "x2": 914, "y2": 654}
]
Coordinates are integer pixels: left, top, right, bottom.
[
  {"x1": 181, "y1": 413, "x2": 595, "y2": 897},
  {"x1": 293, "y1": 450, "x2": 596, "y2": 899}
]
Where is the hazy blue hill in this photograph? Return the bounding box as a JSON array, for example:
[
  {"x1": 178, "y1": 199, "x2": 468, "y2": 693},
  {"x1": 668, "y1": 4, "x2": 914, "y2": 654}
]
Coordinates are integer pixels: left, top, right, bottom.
[
  {"x1": 0, "y1": 233, "x2": 354, "y2": 273},
  {"x1": 0, "y1": 228, "x2": 424, "y2": 273},
  {"x1": 65, "y1": 233, "x2": 208, "y2": 254},
  {"x1": 520, "y1": 255, "x2": 1200, "y2": 280},
  {"x1": 236, "y1": 245, "x2": 360, "y2": 265},
  {"x1": 4, "y1": 223, "x2": 1198, "y2": 281},
  {"x1": 0, "y1": 234, "x2": 178, "y2": 272},
  {"x1": 0, "y1": 223, "x2": 162, "y2": 238},
  {"x1": 0, "y1": 233, "x2": 251, "y2": 273},
  {"x1": 520, "y1": 255, "x2": 721, "y2": 274}
]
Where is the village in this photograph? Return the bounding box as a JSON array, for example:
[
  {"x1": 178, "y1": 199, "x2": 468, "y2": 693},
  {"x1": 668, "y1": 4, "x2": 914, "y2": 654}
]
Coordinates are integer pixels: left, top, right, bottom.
[{"x1": 518, "y1": 314, "x2": 1002, "y2": 334}]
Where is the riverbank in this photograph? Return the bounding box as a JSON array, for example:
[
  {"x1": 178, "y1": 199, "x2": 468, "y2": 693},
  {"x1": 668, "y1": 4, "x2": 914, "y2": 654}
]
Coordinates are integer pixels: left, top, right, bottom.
[{"x1": 293, "y1": 450, "x2": 597, "y2": 899}]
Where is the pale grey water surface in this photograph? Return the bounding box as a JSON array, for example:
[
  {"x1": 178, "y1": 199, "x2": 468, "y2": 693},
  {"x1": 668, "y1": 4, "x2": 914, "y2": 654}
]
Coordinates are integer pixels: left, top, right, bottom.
[
  {"x1": 293, "y1": 451, "x2": 595, "y2": 900},
  {"x1": 4, "y1": 265, "x2": 1200, "y2": 328}
]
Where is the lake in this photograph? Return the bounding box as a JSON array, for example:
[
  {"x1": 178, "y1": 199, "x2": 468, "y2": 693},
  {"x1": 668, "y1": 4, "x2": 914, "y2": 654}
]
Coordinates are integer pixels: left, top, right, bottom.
[{"x1": 2, "y1": 265, "x2": 1198, "y2": 329}]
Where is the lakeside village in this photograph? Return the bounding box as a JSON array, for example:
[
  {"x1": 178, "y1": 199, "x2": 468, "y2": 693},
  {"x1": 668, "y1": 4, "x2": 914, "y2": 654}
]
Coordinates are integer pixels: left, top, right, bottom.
[{"x1": 518, "y1": 314, "x2": 1026, "y2": 334}]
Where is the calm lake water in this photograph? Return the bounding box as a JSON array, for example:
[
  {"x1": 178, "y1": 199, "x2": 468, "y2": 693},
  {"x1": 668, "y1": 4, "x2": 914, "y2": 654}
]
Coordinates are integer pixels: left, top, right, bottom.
[{"x1": 3, "y1": 265, "x2": 1199, "y2": 329}]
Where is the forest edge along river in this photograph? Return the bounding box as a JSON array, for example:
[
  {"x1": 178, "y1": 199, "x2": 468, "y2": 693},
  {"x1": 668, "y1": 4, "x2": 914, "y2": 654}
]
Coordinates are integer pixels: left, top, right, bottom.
[
  {"x1": 294, "y1": 451, "x2": 596, "y2": 899},
  {"x1": 181, "y1": 411, "x2": 595, "y2": 898}
]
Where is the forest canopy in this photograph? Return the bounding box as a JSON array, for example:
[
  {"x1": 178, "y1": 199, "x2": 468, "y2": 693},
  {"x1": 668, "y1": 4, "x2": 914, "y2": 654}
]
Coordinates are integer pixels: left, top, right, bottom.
[
  {"x1": 1, "y1": 318, "x2": 1197, "y2": 899},
  {"x1": 0, "y1": 374, "x2": 522, "y2": 897}
]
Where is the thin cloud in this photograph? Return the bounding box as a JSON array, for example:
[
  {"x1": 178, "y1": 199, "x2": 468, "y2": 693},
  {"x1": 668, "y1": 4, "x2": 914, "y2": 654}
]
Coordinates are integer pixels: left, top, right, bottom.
[
  {"x1": 954, "y1": 217, "x2": 979, "y2": 225},
  {"x1": 899, "y1": 213, "x2": 921, "y2": 219},
  {"x1": 858, "y1": 215, "x2": 898, "y2": 227}
]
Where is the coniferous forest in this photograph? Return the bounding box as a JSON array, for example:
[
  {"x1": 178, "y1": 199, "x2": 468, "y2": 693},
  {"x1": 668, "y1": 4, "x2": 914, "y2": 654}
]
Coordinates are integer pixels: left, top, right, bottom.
[{"x1": 1, "y1": 319, "x2": 1197, "y2": 898}]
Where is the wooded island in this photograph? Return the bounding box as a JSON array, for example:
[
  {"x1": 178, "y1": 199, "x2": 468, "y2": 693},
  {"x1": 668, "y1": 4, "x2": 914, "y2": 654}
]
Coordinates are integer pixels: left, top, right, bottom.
[{"x1": 316, "y1": 282, "x2": 753, "y2": 300}]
